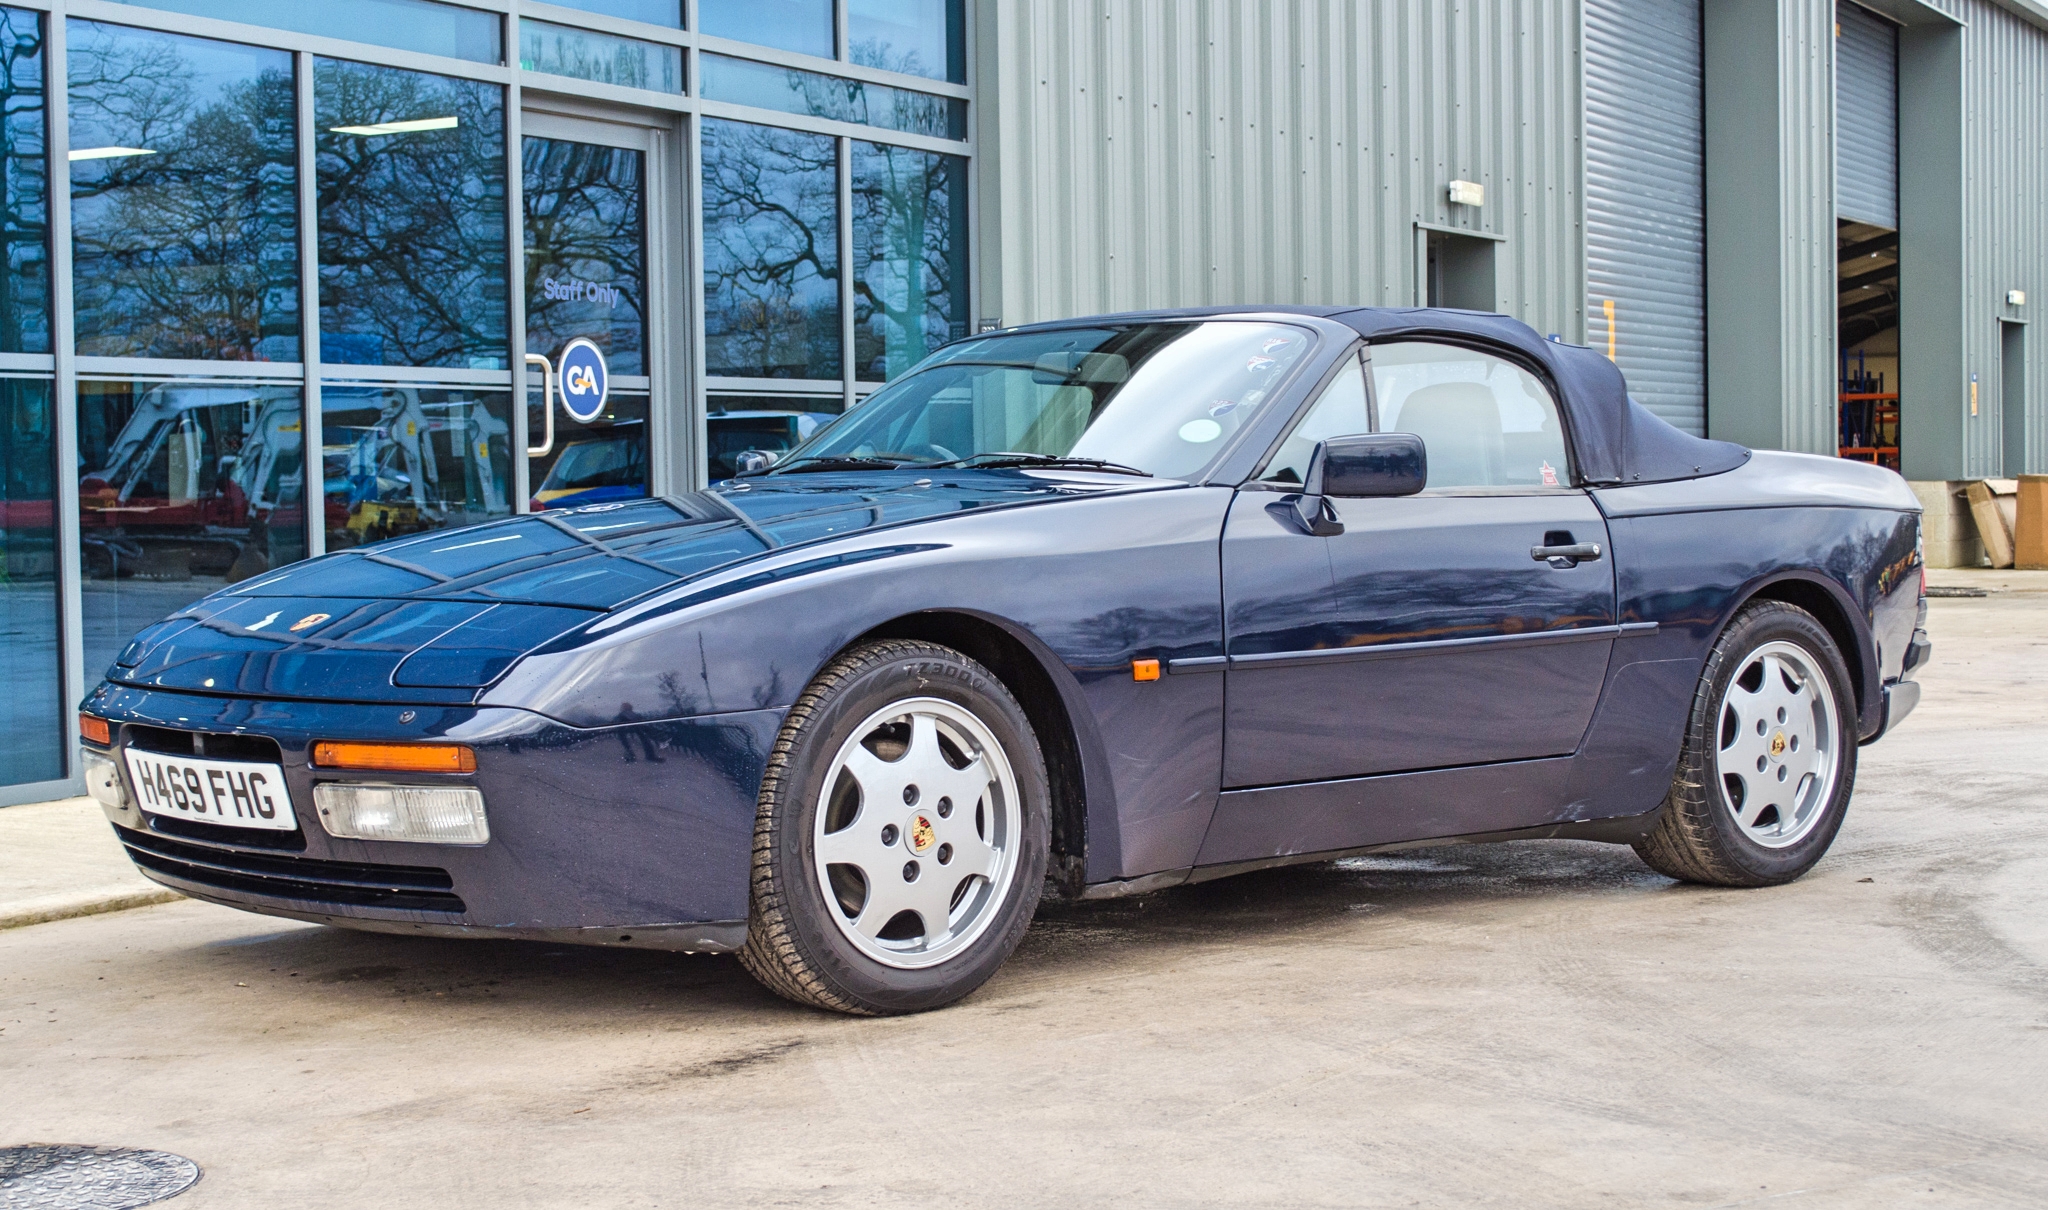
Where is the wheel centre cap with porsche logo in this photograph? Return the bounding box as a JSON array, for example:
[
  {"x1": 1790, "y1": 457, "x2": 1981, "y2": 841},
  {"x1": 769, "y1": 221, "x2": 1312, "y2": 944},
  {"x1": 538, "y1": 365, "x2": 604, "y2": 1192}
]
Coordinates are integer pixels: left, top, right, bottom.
[
  {"x1": 1769, "y1": 730, "x2": 1788, "y2": 759},
  {"x1": 907, "y1": 813, "x2": 937, "y2": 855}
]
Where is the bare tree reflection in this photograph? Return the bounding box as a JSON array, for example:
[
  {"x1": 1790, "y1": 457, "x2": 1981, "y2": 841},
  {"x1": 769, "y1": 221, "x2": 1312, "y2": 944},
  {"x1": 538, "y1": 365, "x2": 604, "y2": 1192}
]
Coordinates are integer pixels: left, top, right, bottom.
[
  {"x1": 523, "y1": 136, "x2": 645, "y2": 372},
  {"x1": 852, "y1": 142, "x2": 966, "y2": 381},
  {"x1": 0, "y1": 9, "x2": 46, "y2": 354},
  {"x1": 701, "y1": 118, "x2": 840, "y2": 379},
  {"x1": 67, "y1": 23, "x2": 297, "y2": 360},
  {"x1": 315, "y1": 60, "x2": 507, "y2": 369}
]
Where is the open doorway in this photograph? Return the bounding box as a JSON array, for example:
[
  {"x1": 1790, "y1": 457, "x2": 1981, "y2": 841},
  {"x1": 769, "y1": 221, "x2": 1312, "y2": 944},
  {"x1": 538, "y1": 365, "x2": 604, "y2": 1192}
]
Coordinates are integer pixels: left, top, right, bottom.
[
  {"x1": 1838, "y1": 218, "x2": 1900, "y2": 471},
  {"x1": 1836, "y1": 1, "x2": 1901, "y2": 471},
  {"x1": 1423, "y1": 229, "x2": 1497, "y2": 312}
]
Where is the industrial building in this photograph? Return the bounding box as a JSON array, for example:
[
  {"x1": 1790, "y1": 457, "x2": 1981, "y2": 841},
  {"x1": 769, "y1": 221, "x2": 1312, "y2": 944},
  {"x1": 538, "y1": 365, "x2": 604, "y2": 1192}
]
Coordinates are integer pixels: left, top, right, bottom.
[{"x1": 0, "y1": 0, "x2": 2041, "y2": 803}]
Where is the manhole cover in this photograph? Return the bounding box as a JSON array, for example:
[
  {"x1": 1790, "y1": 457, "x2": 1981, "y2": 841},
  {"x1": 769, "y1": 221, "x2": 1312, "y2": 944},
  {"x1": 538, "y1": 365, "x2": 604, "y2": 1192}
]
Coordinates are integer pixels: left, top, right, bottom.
[{"x1": 0, "y1": 1145, "x2": 200, "y2": 1209}]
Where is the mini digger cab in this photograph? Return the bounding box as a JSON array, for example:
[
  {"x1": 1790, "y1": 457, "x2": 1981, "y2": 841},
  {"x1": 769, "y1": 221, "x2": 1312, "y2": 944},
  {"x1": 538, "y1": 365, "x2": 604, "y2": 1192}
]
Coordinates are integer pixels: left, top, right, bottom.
[
  {"x1": 325, "y1": 387, "x2": 509, "y2": 545},
  {"x1": 78, "y1": 384, "x2": 305, "y2": 583}
]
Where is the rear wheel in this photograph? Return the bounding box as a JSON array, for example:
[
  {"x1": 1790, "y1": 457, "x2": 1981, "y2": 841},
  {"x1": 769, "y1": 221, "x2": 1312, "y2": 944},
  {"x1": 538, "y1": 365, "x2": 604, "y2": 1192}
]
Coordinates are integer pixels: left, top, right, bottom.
[
  {"x1": 739, "y1": 640, "x2": 1049, "y2": 1014},
  {"x1": 1634, "y1": 601, "x2": 1858, "y2": 887}
]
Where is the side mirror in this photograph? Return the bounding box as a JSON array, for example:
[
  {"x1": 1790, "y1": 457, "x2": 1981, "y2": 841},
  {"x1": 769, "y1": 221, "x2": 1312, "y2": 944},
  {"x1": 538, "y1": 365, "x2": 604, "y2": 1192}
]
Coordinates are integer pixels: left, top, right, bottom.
[
  {"x1": 1288, "y1": 433, "x2": 1427, "y2": 536},
  {"x1": 733, "y1": 449, "x2": 780, "y2": 476},
  {"x1": 1317, "y1": 432, "x2": 1427, "y2": 498}
]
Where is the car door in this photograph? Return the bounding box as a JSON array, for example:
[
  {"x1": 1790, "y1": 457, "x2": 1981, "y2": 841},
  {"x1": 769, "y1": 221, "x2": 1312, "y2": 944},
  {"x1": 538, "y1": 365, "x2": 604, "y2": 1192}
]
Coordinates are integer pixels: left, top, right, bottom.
[{"x1": 1220, "y1": 339, "x2": 1618, "y2": 787}]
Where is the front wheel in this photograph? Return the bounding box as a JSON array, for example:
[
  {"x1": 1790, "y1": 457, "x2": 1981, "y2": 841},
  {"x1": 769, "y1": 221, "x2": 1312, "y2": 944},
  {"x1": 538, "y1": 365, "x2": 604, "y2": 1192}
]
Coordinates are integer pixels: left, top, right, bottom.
[
  {"x1": 739, "y1": 640, "x2": 1049, "y2": 1014},
  {"x1": 1634, "y1": 601, "x2": 1859, "y2": 887}
]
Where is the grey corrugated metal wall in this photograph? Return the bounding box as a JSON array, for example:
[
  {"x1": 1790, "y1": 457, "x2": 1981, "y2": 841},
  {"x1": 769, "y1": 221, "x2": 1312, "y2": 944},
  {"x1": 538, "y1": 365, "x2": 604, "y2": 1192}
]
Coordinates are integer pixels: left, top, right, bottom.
[
  {"x1": 1781, "y1": 0, "x2": 1844, "y2": 456},
  {"x1": 1584, "y1": 0, "x2": 1707, "y2": 436},
  {"x1": 976, "y1": 1, "x2": 1584, "y2": 343},
  {"x1": 1836, "y1": 3, "x2": 1900, "y2": 228},
  {"x1": 1955, "y1": 0, "x2": 2046, "y2": 474},
  {"x1": 974, "y1": 0, "x2": 2046, "y2": 473}
]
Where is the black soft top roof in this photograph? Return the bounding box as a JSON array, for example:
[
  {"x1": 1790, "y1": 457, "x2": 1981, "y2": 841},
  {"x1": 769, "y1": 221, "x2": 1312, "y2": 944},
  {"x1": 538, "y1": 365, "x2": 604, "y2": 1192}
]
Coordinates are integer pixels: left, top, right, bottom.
[{"x1": 1006, "y1": 305, "x2": 1749, "y2": 486}]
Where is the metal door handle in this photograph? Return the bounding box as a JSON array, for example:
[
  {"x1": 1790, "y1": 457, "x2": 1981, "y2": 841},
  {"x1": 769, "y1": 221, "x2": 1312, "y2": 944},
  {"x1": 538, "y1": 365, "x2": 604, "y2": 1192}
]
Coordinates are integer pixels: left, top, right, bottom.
[
  {"x1": 1531, "y1": 542, "x2": 1602, "y2": 564},
  {"x1": 524, "y1": 353, "x2": 556, "y2": 457}
]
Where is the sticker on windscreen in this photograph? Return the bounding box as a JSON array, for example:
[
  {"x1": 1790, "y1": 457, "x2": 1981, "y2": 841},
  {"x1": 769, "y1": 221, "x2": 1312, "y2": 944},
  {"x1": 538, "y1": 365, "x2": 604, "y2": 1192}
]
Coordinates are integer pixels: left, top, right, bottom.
[{"x1": 1179, "y1": 419, "x2": 1224, "y2": 443}]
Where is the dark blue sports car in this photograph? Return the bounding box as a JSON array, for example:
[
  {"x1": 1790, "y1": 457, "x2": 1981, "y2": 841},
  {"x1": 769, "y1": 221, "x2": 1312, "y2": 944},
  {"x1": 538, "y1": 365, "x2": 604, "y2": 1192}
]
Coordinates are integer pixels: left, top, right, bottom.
[{"x1": 78, "y1": 308, "x2": 1930, "y2": 1015}]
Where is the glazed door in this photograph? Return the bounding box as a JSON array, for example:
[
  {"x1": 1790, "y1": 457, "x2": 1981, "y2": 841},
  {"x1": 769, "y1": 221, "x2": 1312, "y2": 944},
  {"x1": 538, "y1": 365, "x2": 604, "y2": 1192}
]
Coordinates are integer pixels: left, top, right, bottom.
[{"x1": 520, "y1": 110, "x2": 669, "y2": 510}]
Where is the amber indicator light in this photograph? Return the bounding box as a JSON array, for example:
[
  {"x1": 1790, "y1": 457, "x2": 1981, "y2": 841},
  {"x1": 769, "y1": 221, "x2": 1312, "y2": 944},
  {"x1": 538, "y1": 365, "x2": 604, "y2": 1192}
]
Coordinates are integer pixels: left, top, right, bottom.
[
  {"x1": 1131, "y1": 659, "x2": 1161, "y2": 682},
  {"x1": 312, "y1": 741, "x2": 476, "y2": 773},
  {"x1": 79, "y1": 713, "x2": 112, "y2": 746}
]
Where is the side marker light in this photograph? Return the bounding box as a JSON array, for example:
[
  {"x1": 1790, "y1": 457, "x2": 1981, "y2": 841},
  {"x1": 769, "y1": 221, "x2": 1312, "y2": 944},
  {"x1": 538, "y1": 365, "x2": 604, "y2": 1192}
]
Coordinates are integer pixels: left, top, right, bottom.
[{"x1": 1132, "y1": 659, "x2": 1161, "y2": 682}]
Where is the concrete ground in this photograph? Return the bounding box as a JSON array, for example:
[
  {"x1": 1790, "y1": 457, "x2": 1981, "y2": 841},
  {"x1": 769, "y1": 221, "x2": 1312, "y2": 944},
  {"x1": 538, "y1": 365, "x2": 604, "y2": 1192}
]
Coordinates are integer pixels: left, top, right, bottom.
[
  {"x1": 2, "y1": 573, "x2": 2044, "y2": 1208},
  {"x1": 0, "y1": 797, "x2": 177, "y2": 929}
]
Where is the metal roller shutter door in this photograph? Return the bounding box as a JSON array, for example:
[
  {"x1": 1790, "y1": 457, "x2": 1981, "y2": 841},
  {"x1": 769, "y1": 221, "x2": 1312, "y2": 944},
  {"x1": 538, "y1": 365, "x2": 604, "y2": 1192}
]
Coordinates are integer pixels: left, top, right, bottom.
[
  {"x1": 1836, "y1": 2, "x2": 1899, "y2": 229},
  {"x1": 1584, "y1": 0, "x2": 1706, "y2": 436}
]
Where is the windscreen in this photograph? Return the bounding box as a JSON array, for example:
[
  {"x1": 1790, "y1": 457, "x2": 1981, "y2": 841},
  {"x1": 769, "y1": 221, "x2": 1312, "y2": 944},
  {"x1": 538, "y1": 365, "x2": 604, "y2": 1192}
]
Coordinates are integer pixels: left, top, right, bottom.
[{"x1": 779, "y1": 321, "x2": 1316, "y2": 479}]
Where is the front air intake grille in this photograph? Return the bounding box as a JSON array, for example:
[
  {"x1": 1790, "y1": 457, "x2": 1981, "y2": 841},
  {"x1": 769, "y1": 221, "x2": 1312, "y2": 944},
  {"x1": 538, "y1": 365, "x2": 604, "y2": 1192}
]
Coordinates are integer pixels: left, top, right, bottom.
[
  {"x1": 123, "y1": 724, "x2": 284, "y2": 764},
  {"x1": 117, "y1": 826, "x2": 465, "y2": 914}
]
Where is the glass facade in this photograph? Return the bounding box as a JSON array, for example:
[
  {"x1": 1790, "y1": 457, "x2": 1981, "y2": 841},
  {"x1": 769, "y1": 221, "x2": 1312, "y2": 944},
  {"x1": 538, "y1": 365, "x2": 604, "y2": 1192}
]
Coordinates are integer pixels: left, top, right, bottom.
[
  {"x1": 853, "y1": 141, "x2": 967, "y2": 381},
  {"x1": 700, "y1": 53, "x2": 963, "y2": 140},
  {"x1": 68, "y1": 22, "x2": 298, "y2": 361},
  {"x1": 848, "y1": 0, "x2": 965, "y2": 83},
  {"x1": 519, "y1": 20, "x2": 682, "y2": 94},
  {"x1": 315, "y1": 60, "x2": 507, "y2": 370},
  {"x1": 702, "y1": 118, "x2": 841, "y2": 380},
  {"x1": 0, "y1": 8, "x2": 46, "y2": 354},
  {"x1": 104, "y1": 0, "x2": 503, "y2": 65},
  {"x1": 3, "y1": 0, "x2": 970, "y2": 799},
  {"x1": 700, "y1": 0, "x2": 833, "y2": 60},
  {"x1": 77, "y1": 377, "x2": 305, "y2": 675},
  {"x1": 319, "y1": 383, "x2": 509, "y2": 550},
  {"x1": 0, "y1": 375, "x2": 61, "y2": 786}
]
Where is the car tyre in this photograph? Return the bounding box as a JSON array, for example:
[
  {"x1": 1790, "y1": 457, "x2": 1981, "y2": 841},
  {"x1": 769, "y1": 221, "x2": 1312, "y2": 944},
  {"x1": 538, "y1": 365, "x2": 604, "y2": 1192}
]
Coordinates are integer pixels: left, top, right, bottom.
[
  {"x1": 1634, "y1": 601, "x2": 1859, "y2": 888},
  {"x1": 739, "y1": 640, "x2": 1050, "y2": 1015}
]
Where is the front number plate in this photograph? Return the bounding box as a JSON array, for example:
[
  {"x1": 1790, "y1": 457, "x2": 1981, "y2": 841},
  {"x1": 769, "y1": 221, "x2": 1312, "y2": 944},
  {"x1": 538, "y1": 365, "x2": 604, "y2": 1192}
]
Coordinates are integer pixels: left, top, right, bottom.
[{"x1": 123, "y1": 749, "x2": 296, "y2": 832}]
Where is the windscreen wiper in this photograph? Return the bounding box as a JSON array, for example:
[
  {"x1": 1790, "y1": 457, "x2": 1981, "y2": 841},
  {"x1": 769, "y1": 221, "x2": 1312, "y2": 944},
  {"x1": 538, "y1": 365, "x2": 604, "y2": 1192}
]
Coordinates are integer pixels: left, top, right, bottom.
[
  {"x1": 761, "y1": 455, "x2": 914, "y2": 474},
  {"x1": 928, "y1": 453, "x2": 1153, "y2": 477}
]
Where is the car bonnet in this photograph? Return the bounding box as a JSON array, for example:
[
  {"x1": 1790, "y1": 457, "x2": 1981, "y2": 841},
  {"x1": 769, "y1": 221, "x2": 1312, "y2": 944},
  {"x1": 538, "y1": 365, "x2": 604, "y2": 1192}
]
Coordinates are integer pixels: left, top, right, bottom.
[{"x1": 102, "y1": 471, "x2": 1159, "y2": 702}]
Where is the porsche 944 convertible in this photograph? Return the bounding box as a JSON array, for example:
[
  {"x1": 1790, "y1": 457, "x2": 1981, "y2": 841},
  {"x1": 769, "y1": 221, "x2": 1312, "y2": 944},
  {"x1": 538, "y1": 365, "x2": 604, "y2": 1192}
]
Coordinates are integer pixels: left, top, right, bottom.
[{"x1": 80, "y1": 307, "x2": 1930, "y2": 1014}]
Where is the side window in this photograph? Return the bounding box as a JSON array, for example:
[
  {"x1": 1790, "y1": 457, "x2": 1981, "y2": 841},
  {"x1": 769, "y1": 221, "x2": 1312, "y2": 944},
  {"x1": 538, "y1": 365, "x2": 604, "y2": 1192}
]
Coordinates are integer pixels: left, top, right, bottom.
[
  {"x1": 1371, "y1": 342, "x2": 1569, "y2": 490},
  {"x1": 1262, "y1": 354, "x2": 1368, "y2": 484}
]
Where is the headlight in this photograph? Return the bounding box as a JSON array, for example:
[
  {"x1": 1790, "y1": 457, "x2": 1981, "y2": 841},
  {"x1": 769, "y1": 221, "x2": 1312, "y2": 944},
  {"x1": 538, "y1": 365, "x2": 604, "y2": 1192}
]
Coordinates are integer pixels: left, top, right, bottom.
[{"x1": 313, "y1": 783, "x2": 490, "y2": 845}]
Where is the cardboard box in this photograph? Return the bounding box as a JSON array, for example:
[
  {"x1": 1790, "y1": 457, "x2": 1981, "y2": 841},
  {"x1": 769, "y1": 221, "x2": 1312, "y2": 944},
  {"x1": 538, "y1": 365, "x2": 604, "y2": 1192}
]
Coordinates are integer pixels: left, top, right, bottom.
[
  {"x1": 1966, "y1": 480, "x2": 2018, "y2": 569},
  {"x1": 2019, "y1": 475, "x2": 2048, "y2": 570}
]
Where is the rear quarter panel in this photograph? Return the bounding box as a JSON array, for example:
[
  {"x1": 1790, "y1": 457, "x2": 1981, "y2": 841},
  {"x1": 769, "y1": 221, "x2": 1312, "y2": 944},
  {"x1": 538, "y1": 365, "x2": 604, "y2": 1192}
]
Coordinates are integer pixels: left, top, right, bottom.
[{"x1": 1572, "y1": 452, "x2": 1921, "y2": 821}]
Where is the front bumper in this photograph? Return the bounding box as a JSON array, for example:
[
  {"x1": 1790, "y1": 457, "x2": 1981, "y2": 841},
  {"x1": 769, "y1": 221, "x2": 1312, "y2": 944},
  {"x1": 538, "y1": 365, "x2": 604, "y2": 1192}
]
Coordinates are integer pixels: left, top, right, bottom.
[{"x1": 81, "y1": 683, "x2": 782, "y2": 951}]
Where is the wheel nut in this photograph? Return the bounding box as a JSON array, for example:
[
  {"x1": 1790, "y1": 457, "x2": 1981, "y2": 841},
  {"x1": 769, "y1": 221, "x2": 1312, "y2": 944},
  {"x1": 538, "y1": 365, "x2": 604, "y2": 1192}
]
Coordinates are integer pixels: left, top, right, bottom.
[
  {"x1": 903, "y1": 861, "x2": 919, "y2": 882},
  {"x1": 937, "y1": 843, "x2": 953, "y2": 865},
  {"x1": 880, "y1": 824, "x2": 898, "y2": 846},
  {"x1": 936, "y1": 796, "x2": 952, "y2": 818},
  {"x1": 903, "y1": 784, "x2": 920, "y2": 805}
]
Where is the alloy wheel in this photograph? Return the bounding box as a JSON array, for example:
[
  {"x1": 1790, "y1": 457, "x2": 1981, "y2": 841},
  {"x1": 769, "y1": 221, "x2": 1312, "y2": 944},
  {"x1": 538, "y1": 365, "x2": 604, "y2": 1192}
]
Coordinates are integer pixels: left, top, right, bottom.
[
  {"x1": 1713, "y1": 639, "x2": 1842, "y2": 848},
  {"x1": 812, "y1": 696, "x2": 1021, "y2": 968}
]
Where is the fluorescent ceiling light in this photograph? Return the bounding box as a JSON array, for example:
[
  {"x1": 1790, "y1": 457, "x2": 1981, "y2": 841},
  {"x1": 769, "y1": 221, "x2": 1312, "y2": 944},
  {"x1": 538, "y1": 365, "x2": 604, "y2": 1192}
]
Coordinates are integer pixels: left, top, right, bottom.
[
  {"x1": 68, "y1": 146, "x2": 156, "y2": 161},
  {"x1": 328, "y1": 116, "x2": 459, "y2": 137}
]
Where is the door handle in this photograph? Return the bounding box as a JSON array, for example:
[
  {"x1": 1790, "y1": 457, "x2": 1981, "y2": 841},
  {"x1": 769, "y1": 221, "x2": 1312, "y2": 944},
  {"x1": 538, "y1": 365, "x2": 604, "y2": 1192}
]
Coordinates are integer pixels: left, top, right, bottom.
[
  {"x1": 1531, "y1": 542, "x2": 1602, "y2": 566},
  {"x1": 524, "y1": 352, "x2": 556, "y2": 458}
]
